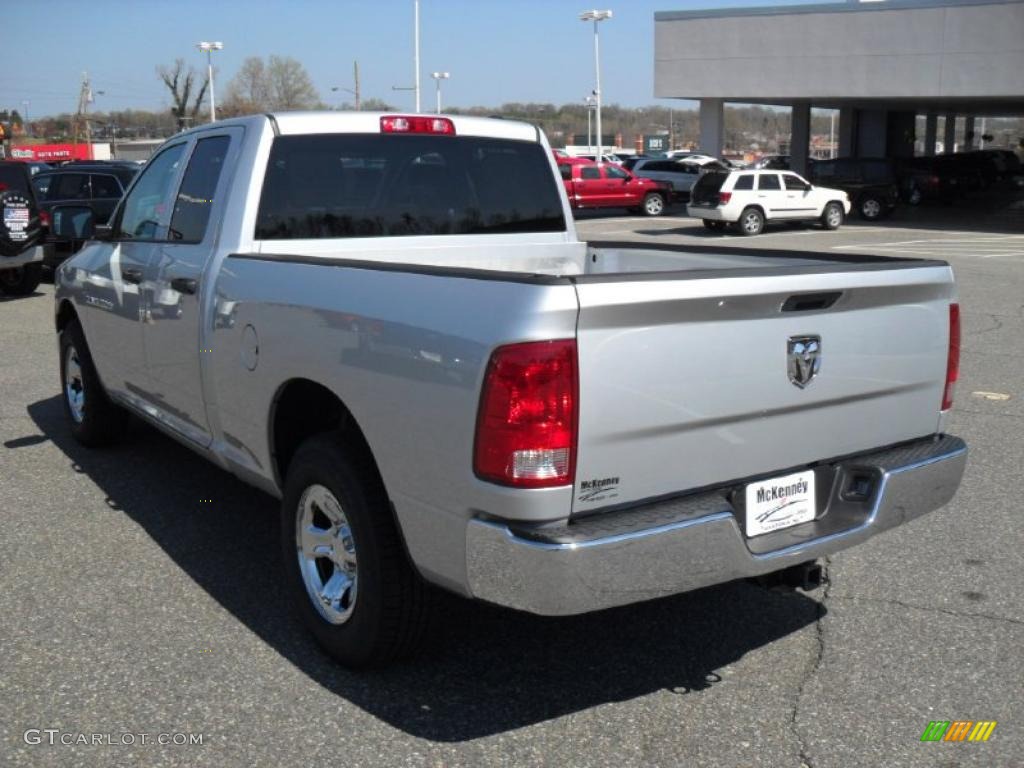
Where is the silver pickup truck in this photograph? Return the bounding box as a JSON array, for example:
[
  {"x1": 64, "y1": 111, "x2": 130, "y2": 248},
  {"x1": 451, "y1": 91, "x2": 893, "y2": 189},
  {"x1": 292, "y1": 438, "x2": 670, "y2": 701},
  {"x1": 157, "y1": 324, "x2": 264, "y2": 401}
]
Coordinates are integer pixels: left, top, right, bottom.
[{"x1": 53, "y1": 112, "x2": 966, "y2": 667}]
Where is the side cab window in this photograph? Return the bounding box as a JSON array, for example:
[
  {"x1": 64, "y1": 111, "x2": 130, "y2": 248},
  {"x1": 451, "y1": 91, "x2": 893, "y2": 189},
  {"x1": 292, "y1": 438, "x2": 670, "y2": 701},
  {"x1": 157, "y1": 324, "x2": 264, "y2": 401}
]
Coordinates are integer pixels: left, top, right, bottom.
[{"x1": 115, "y1": 143, "x2": 187, "y2": 240}]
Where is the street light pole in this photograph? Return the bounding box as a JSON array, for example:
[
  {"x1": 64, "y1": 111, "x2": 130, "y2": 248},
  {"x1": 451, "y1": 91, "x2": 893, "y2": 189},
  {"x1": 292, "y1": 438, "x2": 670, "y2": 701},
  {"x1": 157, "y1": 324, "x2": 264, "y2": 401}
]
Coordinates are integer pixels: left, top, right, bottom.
[
  {"x1": 21, "y1": 100, "x2": 30, "y2": 137},
  {"x1": 584, "y1": 95, "x2": 596, "y2": 157},
  {"x1": 414, "y1": 0, "x2": 421, "y2": 112},
  {"x1": 580, "y1": 10, "x2": 612, "y2": 162},
  {"x1": 196, "y1": 41, "x2": 223, "y2": 122},
  {"x1": 431, "y1": 72, "x2": 450, "y2": 114}
]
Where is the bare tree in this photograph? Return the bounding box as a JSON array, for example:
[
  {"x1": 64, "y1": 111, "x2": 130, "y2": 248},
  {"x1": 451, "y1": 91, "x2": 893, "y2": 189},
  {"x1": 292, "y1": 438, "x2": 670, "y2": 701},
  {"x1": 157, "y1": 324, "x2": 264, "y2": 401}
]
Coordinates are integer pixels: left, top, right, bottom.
[
  {"x1": 267, "y1": 55, "x2": 318, "y2": 110},
  {"x1": 220, "y1": 55, "x2": 319, "y2": 115},
  {"x1": 222, "y1": 57, "x2": 272, "y2": 116},
  {"x1": 157, "y1": 59, "x2": 209, "y2": 130}
]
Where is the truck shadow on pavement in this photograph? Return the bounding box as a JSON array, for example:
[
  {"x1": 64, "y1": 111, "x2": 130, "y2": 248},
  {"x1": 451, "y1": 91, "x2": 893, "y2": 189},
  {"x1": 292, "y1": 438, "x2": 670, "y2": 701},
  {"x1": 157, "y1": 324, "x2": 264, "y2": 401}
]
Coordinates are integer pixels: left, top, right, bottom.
[{"x1": 27, "y1": 394, "x2": 823, "y2": 742}]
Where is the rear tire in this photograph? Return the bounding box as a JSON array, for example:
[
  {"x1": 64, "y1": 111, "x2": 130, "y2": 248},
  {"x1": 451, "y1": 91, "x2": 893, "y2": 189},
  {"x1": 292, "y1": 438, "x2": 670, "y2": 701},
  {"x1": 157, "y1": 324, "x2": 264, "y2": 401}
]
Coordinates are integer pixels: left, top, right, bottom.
[
  {"x1": 641, "y1": 193, "x2": 666, "y2": 217},
  {"x1": 738, "y1": 207, "x2": 765, "y2": 236},
  {"x1": 59, "y1": 319, "x2": 127, "y2": 446},
  {"x1": 821, "y1": 202, "x2": 844, "y2": 231},
  {"x1": 281, "y1": 433, "x2": 432, "y2": 668},
  {"x1": 858, "y1": 195, "x2": 884, "y2": 220},
  {"x1": 0, "y1": 263, "x2": 43, "y2": 296}
]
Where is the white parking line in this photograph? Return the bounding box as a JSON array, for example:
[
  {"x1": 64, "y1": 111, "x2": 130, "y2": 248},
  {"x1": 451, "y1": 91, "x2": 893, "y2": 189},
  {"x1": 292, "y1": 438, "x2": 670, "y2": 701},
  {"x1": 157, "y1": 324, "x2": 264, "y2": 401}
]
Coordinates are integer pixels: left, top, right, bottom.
[{"x1": 832, "y1": 234, "x2": 1024, "y2": 260}]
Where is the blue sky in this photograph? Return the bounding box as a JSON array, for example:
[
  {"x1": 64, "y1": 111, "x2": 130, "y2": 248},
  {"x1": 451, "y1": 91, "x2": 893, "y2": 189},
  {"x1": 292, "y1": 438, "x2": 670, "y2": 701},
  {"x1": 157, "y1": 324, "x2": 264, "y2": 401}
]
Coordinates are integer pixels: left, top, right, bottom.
[{"x1": 1, "y1": 0, "x2": 832, "y2": 117}]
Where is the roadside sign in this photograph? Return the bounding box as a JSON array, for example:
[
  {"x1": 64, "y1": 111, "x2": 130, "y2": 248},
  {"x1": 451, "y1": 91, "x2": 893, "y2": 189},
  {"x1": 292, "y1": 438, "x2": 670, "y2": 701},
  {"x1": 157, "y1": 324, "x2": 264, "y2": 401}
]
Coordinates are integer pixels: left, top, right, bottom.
[{"x1": 643, "y1": 134, "x2": 669, "y2": 154}]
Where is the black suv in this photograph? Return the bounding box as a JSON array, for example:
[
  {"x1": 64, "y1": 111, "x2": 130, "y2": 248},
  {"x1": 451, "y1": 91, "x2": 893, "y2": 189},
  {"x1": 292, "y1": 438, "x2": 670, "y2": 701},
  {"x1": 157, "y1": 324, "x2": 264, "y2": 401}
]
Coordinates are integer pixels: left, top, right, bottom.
[
  {"x1": 0, "y1": 161, "x2": 45, "y2": 295},
  {"x1": 32, "y1": 162, "x2": 138, "y2": 266},
  {"x1": 807, "y1": 157, "x2": 899, "y2": 220}
]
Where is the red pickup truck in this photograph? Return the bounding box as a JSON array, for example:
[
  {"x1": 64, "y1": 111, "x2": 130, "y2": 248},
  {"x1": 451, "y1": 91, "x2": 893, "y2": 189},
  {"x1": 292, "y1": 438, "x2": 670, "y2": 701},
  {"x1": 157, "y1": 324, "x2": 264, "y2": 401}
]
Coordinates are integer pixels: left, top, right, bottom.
[{"x1": 558, "y1": 161, "x2": 670, "y2": 216}]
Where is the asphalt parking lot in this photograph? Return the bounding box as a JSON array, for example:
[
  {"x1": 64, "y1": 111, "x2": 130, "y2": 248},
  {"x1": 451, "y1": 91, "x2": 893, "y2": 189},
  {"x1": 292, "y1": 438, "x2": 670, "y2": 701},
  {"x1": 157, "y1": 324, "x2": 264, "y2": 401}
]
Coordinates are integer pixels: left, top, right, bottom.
[{"x1": 2, "y1": 211, "x2": 1022, "y2": 767}]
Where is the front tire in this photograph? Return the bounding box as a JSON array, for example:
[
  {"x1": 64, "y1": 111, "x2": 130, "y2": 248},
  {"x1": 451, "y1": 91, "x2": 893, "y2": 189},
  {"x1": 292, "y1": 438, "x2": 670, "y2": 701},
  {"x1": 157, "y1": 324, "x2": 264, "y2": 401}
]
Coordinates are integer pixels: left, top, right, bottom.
[
  {"x1": 0, "y1": 263, "x2": 43, "y2": 296},
  {"x1": 641, "y1": 193, "x2": 666, "y2": 217},
  {"x1": 738, "y1": 207, "x2": 765, "y2": 236},
  {"x1": 59, "y1": 319, "x2": 127, "y2": 446},
  {"x1": 280, "y1": 433, "x2": 431, "y2": 667},
  {"x1": 821, "y1": 202, "x2": 844, "y2": 230}
]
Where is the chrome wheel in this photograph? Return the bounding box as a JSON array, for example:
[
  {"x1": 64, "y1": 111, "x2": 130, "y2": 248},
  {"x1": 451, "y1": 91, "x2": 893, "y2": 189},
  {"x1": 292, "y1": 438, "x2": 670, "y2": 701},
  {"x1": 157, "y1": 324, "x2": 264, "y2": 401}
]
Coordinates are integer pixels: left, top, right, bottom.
[
  {"x1": 64, "y1": 343, "x2": 85, "y2": 424},
  {"x1": 296, "y1": 484, "x2": 358, "y2": 625},
  {"x1": 826, "y1": 205, "x2": 843, "y2": 228},
  {"x1": 861, "y1": 198, "x2": 882, "y2": 219},
  {"x1": 741, "y1": 210, "x2": 763, "y2": 235},
  {"x1": 644, "y1": 194, "x2": 665, "y2": 216}
]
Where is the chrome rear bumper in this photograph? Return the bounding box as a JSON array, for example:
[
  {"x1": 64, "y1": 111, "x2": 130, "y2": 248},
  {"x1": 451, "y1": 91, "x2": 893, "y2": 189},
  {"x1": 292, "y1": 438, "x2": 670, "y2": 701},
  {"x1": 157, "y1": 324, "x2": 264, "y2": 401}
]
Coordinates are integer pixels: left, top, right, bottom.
[{"x1": 466, "y1": 435, "x2": 966, "y2": 615}]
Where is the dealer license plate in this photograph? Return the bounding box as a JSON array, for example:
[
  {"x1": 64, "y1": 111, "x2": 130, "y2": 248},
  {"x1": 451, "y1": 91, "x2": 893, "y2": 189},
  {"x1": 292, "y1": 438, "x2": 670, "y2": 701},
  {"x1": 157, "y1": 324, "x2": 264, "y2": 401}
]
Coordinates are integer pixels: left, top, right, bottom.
[{"x1": 744, "y1": 470, "x2": 816, "y2": 537}]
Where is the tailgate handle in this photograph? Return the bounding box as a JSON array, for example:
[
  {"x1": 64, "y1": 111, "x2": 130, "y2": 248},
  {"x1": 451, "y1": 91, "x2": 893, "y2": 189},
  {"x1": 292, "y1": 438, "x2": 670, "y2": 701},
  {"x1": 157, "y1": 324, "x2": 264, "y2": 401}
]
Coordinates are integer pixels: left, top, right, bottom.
[{"x1": 781, "y1": 292, "x2": 842, "y2": 313}]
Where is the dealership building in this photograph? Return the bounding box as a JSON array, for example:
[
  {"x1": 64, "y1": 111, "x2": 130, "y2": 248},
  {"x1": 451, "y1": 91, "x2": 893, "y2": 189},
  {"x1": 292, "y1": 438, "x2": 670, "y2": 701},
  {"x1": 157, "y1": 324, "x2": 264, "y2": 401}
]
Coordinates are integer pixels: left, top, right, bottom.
[{"x1": 654, "y1": 0, "x2": 1024, "y2": 172}]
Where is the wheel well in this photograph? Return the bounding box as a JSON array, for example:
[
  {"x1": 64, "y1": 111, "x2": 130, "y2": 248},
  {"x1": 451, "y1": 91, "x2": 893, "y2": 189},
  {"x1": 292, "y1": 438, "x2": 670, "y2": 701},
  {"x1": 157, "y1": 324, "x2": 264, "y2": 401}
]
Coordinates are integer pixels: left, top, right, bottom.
[
  {"x1": 270, "y1": 378, "x2": 380, "y2": 488},
  {"x1": 741, "y1": 204, "x2": 765, "y2": 217},
  {"x1": 56, "y1": 300, "x2": 78, "y2": 334}
]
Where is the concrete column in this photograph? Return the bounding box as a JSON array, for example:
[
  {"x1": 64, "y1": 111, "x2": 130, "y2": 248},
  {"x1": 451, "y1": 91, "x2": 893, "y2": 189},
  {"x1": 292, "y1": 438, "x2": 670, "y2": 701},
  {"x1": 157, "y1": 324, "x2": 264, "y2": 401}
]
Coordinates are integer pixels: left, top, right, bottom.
[
  {"x1": 838, "y1": 107, "x2": 856, "y2": 157},
  {"x1": 698, "y1": 98, "x2": 724, "y2": 158},
  {"x1": 964, "y1": 116, "x2": 975, "y2": 149},
  {"x1": 790, "y1": 100, "x2": 811, "y2": 175},
  {"x1": 924, "y1": 114, "x2": 938, "y2": 156},
  {"x1": 943, "y1": 115, "x2": 957, "y2": 153}
]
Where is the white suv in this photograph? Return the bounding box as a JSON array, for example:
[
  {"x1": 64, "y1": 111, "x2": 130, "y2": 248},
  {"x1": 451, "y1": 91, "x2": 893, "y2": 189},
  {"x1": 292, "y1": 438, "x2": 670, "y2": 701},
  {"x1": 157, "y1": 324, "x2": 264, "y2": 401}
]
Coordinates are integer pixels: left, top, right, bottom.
[{"x1": 688, "y1": 169, "x2": 850, "y2": 236}]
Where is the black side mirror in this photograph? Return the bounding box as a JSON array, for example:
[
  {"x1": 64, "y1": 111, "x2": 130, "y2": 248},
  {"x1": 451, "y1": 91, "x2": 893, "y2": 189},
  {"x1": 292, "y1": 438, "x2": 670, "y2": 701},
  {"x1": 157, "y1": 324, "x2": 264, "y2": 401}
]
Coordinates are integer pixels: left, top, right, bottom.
[{"x1": 50, "y1": 205, "x2": 99, "y2": 240}]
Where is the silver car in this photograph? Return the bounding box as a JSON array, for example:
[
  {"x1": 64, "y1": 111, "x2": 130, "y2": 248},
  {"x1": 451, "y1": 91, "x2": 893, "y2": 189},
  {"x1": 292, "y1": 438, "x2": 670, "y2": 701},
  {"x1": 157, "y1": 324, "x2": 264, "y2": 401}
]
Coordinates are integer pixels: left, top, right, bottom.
[{"x1": 630, "y1": 158, "x2": 727, "y2": 201}]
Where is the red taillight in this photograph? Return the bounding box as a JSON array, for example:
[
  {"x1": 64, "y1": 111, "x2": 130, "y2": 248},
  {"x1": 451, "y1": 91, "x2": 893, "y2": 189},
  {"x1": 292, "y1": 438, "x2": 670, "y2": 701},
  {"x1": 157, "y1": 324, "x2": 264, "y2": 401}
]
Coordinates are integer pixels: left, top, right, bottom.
[
  {"x1": 718, "y1": 191, "x2": 732, "y2": 205},
  {"x1": 942, "y1": 303, "x2": 960, "y2": 411},
  {"x1": 380, "y1": 115, "x2": 456, "y2": 135},
  {"x1": 39, "y1": 210, "x2": 51, "y2": 228},
  {"x1": 474, "y1": 340, "x2": 578, "y2": 488}
]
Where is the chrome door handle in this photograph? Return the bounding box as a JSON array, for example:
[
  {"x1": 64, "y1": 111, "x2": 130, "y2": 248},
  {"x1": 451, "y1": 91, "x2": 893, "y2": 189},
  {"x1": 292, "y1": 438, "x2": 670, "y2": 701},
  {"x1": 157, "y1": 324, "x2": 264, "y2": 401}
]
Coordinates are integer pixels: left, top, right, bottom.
[{"x1": 122, "y1": 267, "x2": 143, "y2": 284}]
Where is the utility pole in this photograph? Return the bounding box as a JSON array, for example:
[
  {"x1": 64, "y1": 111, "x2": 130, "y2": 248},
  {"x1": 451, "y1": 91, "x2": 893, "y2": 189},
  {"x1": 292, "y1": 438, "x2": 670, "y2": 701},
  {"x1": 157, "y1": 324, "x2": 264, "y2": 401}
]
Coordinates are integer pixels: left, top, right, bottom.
[
  {"x1": 353, "y1": 61, "x2": 361, "y2": 111},
  {"x1": 332, "y1": 62, "x2": 362, "y2": 111},
  {"x1": 73, "y1": 72, "x2": 94, "y2": 155}
]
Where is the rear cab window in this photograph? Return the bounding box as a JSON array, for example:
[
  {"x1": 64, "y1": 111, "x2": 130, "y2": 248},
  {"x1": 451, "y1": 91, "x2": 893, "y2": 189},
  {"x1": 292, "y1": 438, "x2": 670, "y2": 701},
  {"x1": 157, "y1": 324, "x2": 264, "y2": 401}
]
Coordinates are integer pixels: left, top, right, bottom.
[
  {"x1": 255, "y1": 134, "x2": 566, "y2": 239},
  {"x1": 1, "y1": 165, "x2": 34, "y2": 196}
]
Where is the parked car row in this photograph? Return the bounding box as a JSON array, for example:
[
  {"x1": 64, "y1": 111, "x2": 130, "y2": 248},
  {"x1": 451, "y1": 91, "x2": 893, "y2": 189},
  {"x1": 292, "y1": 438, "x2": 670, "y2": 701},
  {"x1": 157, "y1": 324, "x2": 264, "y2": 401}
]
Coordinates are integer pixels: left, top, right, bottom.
[
  {"x1": 895, "y1": 150, "x2": 1022, "y2": 204},
  {"x1": 31, "y1": 161, "x2": 139, "y2": 267}
]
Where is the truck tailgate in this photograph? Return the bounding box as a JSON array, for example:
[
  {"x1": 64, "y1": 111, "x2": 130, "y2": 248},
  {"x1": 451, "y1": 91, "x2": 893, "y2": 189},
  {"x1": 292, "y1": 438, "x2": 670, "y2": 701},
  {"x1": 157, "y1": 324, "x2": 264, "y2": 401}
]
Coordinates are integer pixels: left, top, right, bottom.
[{"x1": 571, "y1": 259, "x2": 955, "y2": 513}]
